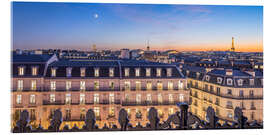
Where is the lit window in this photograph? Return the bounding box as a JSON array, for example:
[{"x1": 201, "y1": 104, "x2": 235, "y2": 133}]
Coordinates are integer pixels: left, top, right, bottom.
[
  {"x1": 94, "y1": 107, "x2": 100, "y2": 117},
  {"x1": 109, "y1": 107, "x2": 115, "y2": 117},
  {"x1": 124, "y1": 81, "x2": 130, "y2": 90},
  {"x1": 32, "y1": 67, "x2": 38, "y2": 76},
  {"x1": 205, "y1": 75, "x2": 210, "y2": 81},
  {"x1": 158, "y1": 93, "x2": 162, "y2": 103},
  {"x1": 18, "y1": 67, "x2": 24, "y2": 76},
  {"x1": 156, "y1": 68, "x2": 161, "y2": 77},
  {"x1": 80, "y1": 108, "x2": 86, "y2": 120},
  {"x1": 30, "y1": 94, "x2": 35, "y2": 104},
  {"x1": 136, "y1": 94, "x2": 141, "y2": 104},
  {"x1": 158, "y1": 109, "x2": 164, "y2": 117},
  {"x1": 157, "y1": 81, "x2": 163, "y2": 90},
  {"x1": 146, "y1": 81, "x2": 152, "y2": 90},
  {"x1": 169, "y1": 108, "x2": 174, "y2": 115},
  {"x1": 217, "y1": 77, "x2": 222, "y2": 84},
  {"x1": 16, "y1": 95, "x2": 22, "y2": 104},
  {"x1": 238, "y1": 79, "x2": 243, "y2": 86},
  {"x1": 147, "y1": 94, "x2": 152, "y2": 103},
  {"x1": 109, "y1": 93, "x2": 114, "y2": 104},
  {"x1": 250, "y1": 79, "x2": 254, "y2": 86},
  {"x1": 178, "y1": 80, "x2": 183, "y2": 90},
  {"x1": 17, "y1": 80, "x2": 23, "y2": 91},
  {"x1": 167, "y1": 68, "x2": 172, "y2": 77},
  {"x1": 135, "y1": 109, "x2": 142, "y2": 119},
  {"x1": 146, "y1": 68, "x2": 151, "y2": 77},
  {"x1": 50, "y1": 81, "x2": 56, "y2": 91},
  {"x1": 51, "y1": 68, "x2": 56, "y2": 77},
  {"x1": 50, "y1": 94, "x2": 55, "y2": 103},
  {"x1": 94, "y1": 93, "x2": 99, "y2": 104},
  {"x1": 125, "y1": 68, "x2": 129, "y2": 77},
  {"x1": 125, "y1": 94, "x2": 129, "y2": 102},
  {"x1": 80, "y1": 93, "x2": 85, "y2": 104},
  {"x1": 169, "y1": 94, "x2": 174, "y2": 103},
  {"x1": 94, "y1": 81, "x2": 99, "y2": 90},
  {"x1": 168, "y1": 81, "x2": 173, "y2": 90},
  {"x1": 80, "y1": 68, "x2": 86, "y2": 77},
  {"x1": 179, "y1": 94, "x2": 184, "y2": 102},
  {"x1": 66, "y1": 81, "x2": 71, "y2": 91},
  {"x1": 135, "y1": 81, "x2": 141, "y2": 90},
  {"x1": 94, "y1": 68, "x2": 99, "y2": 77},
  {"x1": 65, "y1": 93, "x2": 71, "y2": 104},
  {"x1": 31, "y1": 80, "x2": 37, "y2": 90},
  {"x1": 66, "y1": 67, "x2": 72, "y2": 77},
  {"x1": 135, "y1": 68, "x2": 140, "y2": 77},
  {"x1": 80, "y1": 81, "x2": 85, "y2": 91},
  {"x1": 109, "y1": 68, "x2": 114, "y2": 77},
  {"x1": 109, "y1": 81, "x2": 114, "y2": 90}
]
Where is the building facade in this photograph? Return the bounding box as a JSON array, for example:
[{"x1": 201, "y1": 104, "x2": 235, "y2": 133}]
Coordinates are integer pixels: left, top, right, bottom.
[{"x1": 11, "y1": 54, "x2": 189, "y2": 129}]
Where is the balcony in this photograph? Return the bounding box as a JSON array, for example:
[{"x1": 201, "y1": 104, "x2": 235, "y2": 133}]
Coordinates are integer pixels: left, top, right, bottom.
[{"x1": 43, "y1": 100, "x2": 64, "y2": 105}]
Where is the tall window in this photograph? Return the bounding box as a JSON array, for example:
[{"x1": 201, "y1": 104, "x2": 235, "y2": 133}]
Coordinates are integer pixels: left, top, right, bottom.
[
  {"x1": 94, "y1": 107, "x2": 100, "y2": 118},
  {"x1": 109, "y1": 68, "x2": 114, "y2": 77},
  {"x1": 156, "y1": 68, "x2": 161, "y2": 77},
  {"x1": 32, "y1": 67, "x2": 38, "y2": 76},
  {"x1": 157, "y1": 81, "x2": 163, "y2": 90},
  {"x1": 31, "y1": 80, "x2": 37, "y2": 90},
  {"x1": 109, "y1": 93, "x2": 114, "y2": 104},
  {"x1": 179, "y1": 94, "x2": 184, "y2": 102},
  {"x1": 18, "y1": 67, "x2": 24, "y2": 76},
  {"x1": 135, "y1": 68, "x2": 140, "y2": 77},
  {"x1": 167, "y1": 68, "x2": 172, "y2": 77},
  {"x1": 51, "y1": 68, "x2": 56, "y2": 77},
  {"x1": 169, "y1": 108, "x2": 174, "y2": 115},
  {"x1": 16, "y1": 95, "x2": 22, "y2": 104},
  {"x1": 94, "y1": 81, "x2": 99, "y2": 90},
  {"x1": 135, "y1": 81, "x2": 141, "y2": 90},
  {"x1": 94, "y1": 68, "x2": 99, "y2": 77},
  {"x1": 227, "y1": 89, "x2": 232, "y2": 95},
  {"x1": 30, "y1": 94, "x2": 35, "y2": 104},
  {"x1": 94, "y1": 93, "x2": 99, "y2": 104},
  {"x1": 147, "y1": 94, "x2": 152, "y2": 103},
  {"x1": 80, "y1": 108, "x2": 86, "y2": 120},
  {"x1": 109, "y1": 81, "x2": 114, "y2": 90},
  {"x1": 65, "y1": 109, "x2": 71, "y2": 120},
  {"x1": 125, "y1": 68, "x2": 129, "y2": 77},
  {"x1": 66, "y1": 81, "x2": 71, "y2": 91},
  {"x1": 136, "y1": 94, "x2": 141, "y2": 104},
  {"x1": 250, "y1": 90, "x2": 254, "y2": 97},
  {"x1": 109, "y1": 107, "x2": 115, "y2": 117},
  {"x1": 66, "y1": 67, "x2": 72, "y2": 77},
  {"x1": 238, "y1": 79, "x2": 243, "y2": 86},
  {"x1": 65, "y1": 93, "x2": 71, "y2": 104},
  {"x1": 80, "y1": 81, "x2": 85, "y2": 91},
  {"x1": 125, "y1": 94, "x2": 129, "y2": 102},
  {"x1": 17, "y1": 80, "x2": 23, "y2": 91},
  {"x1": 168, "y1": 81, "x2": 173, "y2": 90},
  {"x1": 239, "y1": 90, "x2": 244, "y2": 97},
  {"x1": 169, "y1": 94, "x2": 174, "y2": 103},
  {"x1": 158, "y1": 93, "x2": 162, "y2": 103},
  {"x1": 146, "y1": 81, "x2": 152, "y2": 90},
  {"x1": 216, "y1": 87, "x2": 221, "y2": 95},
  {"x1": 124, "y1": 81, "x2": 130, "y2": 90},
  {"x1": 80, "y1": 93, "x2": 85, "y2": 104},
  {"x1": 250, "y1": 79, "x2": 254, "y2": 86},
  {"x1": 178, "y1": 80, "x2": 183, "y2": 90},
  {"x1": 50, "y1": 94, "x2": 55, "y2": 103},
  {"x1": 80, "y1": 68, "x2": 86, "y2": 77},
  {"x1": 50, "y1": 81, "x2": 56, "y2": 91},
  {"x1": 146, "y1": 68, "x2": 151, "y2": 77}
]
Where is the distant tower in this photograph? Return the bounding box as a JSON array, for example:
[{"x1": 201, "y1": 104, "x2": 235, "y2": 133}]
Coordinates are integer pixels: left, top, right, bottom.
[
  {"x1": 92, "y1": 44, "x2": 97, "y2": 52},
  {"x1": 146, "y1": 40, "x2": 150, "y2": 51},
  {"x1": 231, "y1": 37, "x2": 235, "y2": 52}
]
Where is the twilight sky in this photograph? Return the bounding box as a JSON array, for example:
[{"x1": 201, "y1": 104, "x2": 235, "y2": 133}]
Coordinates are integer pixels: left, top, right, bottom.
[{"x1": 12, "y1": 2, "x2": 263, "y2": 52}]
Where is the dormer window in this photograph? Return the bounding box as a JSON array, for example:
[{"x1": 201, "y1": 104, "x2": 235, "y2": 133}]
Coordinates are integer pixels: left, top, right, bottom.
[
  {"x1": 80, "y1": 68, "x2": 86, "y2": 77},
  {"x1": 167, "y1": 68, "x2": 172, "y2": 77},
  {"x1": 125, "y1": 68, "x2": 129, "y2": 77},
  {"x1": 32, "y1": 66, "x2": 38, "y2": 76},
  {"x1": 250, "y1": 79, "x2": 254, "y2": 86},
  {"x1": 157, "y1": 68, "x2": 161, "y2": 77},
  {"x1": 227, "y1": 78, "x2": 233, "y2": 85},
  {"x1": 217, "y1": 77, "x2": 223, "y2": 84},
  {"x1": 109, "y1": 68, "x2": 114, "y2": 77},
  {"x1": 205, "y1": 75, "x2": 210, "y2": 81},
  {"x1": 135, "y1": 68, "x2": 140, "y2": 77},
  {"x1": 146, "y1": 68, "x2": 151, "y2": 77},
  {"x1": 66, "y1": 67, "x2": 72, "y2": 77},
  {"x1": 51, "y1": 68, "x2": 56, "y2": 77},
  {"x1": 238, "y1": 79, "x2": 243, "y2": 86},
  {"x1": 18, "y1": 66, "x2": 25, "y2": 76},
  {"x1": 94, "y1": 68, "x2": 99, "y2": 77}
]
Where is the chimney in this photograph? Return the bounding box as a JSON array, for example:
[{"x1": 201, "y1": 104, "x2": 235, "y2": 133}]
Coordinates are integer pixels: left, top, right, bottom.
[{"x1": 225, "y1": 69, "x2": 233, "y2": 76}]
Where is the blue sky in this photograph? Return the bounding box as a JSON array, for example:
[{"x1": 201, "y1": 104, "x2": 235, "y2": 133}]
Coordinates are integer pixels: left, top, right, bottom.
[{"x1": 12, "y1": 2, "x2": 263, "y2": 52}]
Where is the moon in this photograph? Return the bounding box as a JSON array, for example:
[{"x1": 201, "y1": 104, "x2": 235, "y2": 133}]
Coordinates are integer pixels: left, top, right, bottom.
[{"x1": 94, "y1": 13, "x2": 98, "y2": 19}]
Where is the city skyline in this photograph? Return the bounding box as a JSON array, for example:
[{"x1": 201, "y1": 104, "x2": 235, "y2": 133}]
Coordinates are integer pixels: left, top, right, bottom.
[{"x1": 12, "y1": 2, "x2": 263, "y2": 52}]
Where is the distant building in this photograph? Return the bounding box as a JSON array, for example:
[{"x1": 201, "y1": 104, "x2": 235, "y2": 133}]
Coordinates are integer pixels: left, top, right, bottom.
[{"x1": 120, "y1": 48, "x2": 130, "y2": 59}]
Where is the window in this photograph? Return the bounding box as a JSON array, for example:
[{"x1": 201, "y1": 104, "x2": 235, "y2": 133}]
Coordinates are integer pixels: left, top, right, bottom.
[
  {"x1": 227, "y1": 78, "x2": 233, "y2": 85},
  {"x1": 51, "y1": 68, "x2": 56, "y2": 77},
  {"x1": 251, "y1": 112, "x2": 255, "y2": 120},
  {"x1": 80, "y1": 108, "x2": 86, "y2": 120},
  {"x1": 156, "y1": 68, "x2": 161, "y2": 77},
  {"x1": 17, "y1": 80, "x2": 23, "y2": 91},
  {"x1": 136, "y1": 94, "x2": 141, "y2": 104},
  {"x1": 94, "y1": 93, "x2": 99, "y2": 104},
  {"x1": 179, "y1": 94, "x2": 184, "y2": 102},
  {"x1": 109, "y1": 81, "x2": 114, "y2": 90},
  {"x1": 147, "y1": 94, "x2": 152, "y2": 103},
  {"x1": 217, "y1": 77, "x2": 222, "y2": 84},
  {"x1": 94, "y1": 68, "x2": 99, "y2": 77},
  {"x1": 18, "y1": 67, "x2": 24, "y2": 76},
  {"x1": 239, "y1": 90, "x2": 244, "y2": 97},
  {"x1": 238, "y1": 79, "x2": 243, "y2": 86},
  {"x1": 109, "y1": 93, "x2": 114, "y2": 104},
  {"x1": 125, "y1": 68, "x2": 129, "y2": 77},
  {"x1": 32, "y1": 67, "x2": 38, "y2": 76},
  {"x1": 250, "y1": 79, "x2": 254, "y2": 86},
  {"x1": 109, "y1": 107, "x2": 115, "y2": 117},
  {"x1": 94, "y1": 107, "x2": 100, "y2": 118},
  {"x1": 94, "y1": 81, "x2": 99, "y2": 90},
  {"x1": 124, "y1": 81, "x2": 130, "y2": 90},
  {"x1": 135, "y1": 81, "x2": 141, "y2": 90},
  {"x1": 157, "y1": 81, "x2": 163, "y2": 90},
  {"x1": 210, "y1": 85, "x2": 214, "y2": 92},
  {"x1": 135, "y1": 109, "x2": 142, "y2": 119},
  {"x1": 169, "y1": 108, "x2": 174, "y2": 115},
  {"x1": 50, "y1": 94, "x2": 55, "y2": 103},
  {"x1": 250, "y1": 90, "x2": 254, "y2": 97},
  {"x1": 80, "y1": 93, "x2": 85, "y2": 104},
  {"x1": 158, "y1": 109, "x2": 164, "y2": 118},
  {"x1": 227, "y1": 89, "x2": 232, "y2": 95},
  {"x1": 178, "y1": 80, "x2": 183, "y2": 90},
  {"x1": 135, "y1": 68, "x2": 140, "y2": 77},
  {"x1": 169, "y1": 94, "x2": 173, "y2": 103},
  {"x1": 30, "y1": 109, "x2": 36, "y2": 121},
  {"x1": 167, "y1": 68, "x2": 172, "y2": 77},
  {"x1": 31, "y1": 80, "x2": 37, "y2": 90},
  {"x1": 146, "y1": 68, "x2": 151, "y2": 77},
  {"x1": 158, "y1": 93, "x2": 162, "y2": 103},
  {"x1": 124, "y1": 94, "x2": 129, "y2": 102},
  {"x1": 215, "y1": 98, "x2": 220, "y2": 105},
  {"x1": 240, "y1": 102, "x2": 245, "y2": 109},
  {"x1": 65, "y1": 109, "x2": 71, "y2": 120},
  {"x1": 80, "y1": 68, "x2": 86, "y2": 77},
  {"x1": 205, "y1": 75, "x2": 210, "y2": 81},
  {"x1": 168, "y1": 81, "x2": 173, "y2": 90},
  {"x1": 16, "y1": 95, "x2": 22, "y2": 104},
  {"x1": 50, "y1": 81, "x2": 56, "y2": 91},
  {"x1": 216, "y1": 87, "x2": 221, "y2": 95},
  {"x1": 80, "y1": 81, "x2": 85, "y2": 91},
  {"x1": 205, "y1": 84, "x2": 208, "y2": 91},
  {"x1": 30, "y1": 94, "x2": 35, "y2": 104},
  {"x1": 109, "y1": 68, "x2": 114, "y2": 77},
  {"x1": 66, "y1": 67, "x2": 72, "y2": 77},
  {"x1": 66, "y1": 81, "x2": 71, "y2": 91},
  {"x1": 227, "y1": 101, "x2": 233, "y2": 108},
  {"x1": 65, "y1": 93, "x2": 71, "y2": 104},
  {"x1": 146, "y1": 81, "x2": 152, "y2": 90}
]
